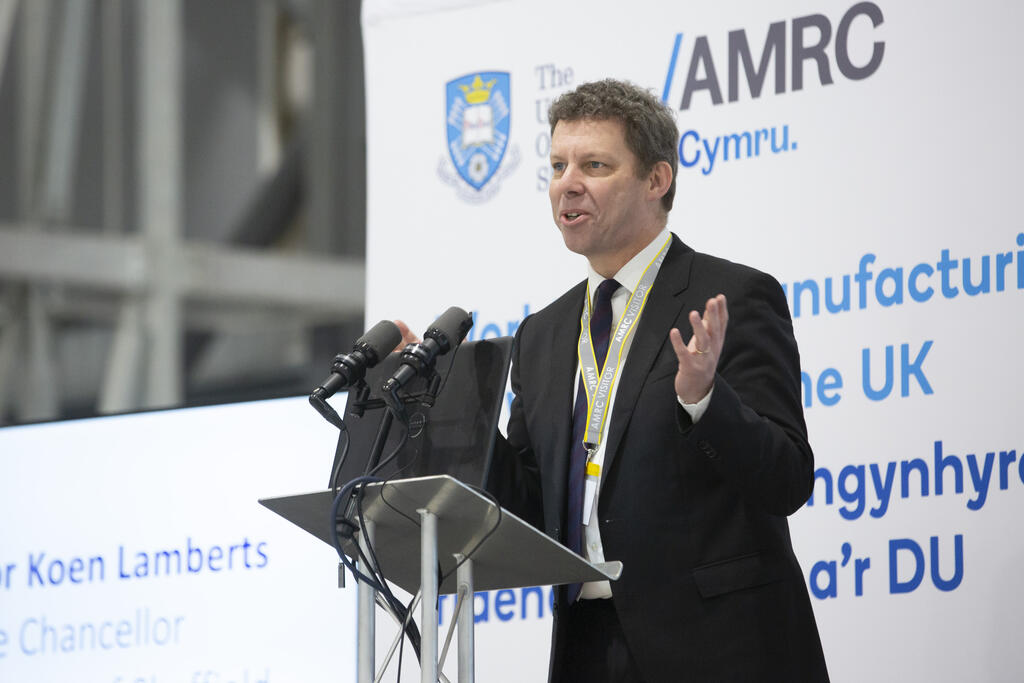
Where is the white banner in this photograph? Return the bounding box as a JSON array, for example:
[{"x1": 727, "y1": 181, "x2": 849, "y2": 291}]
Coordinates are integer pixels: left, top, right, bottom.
[{"x1": 363, "y1": 1, "x2": 1024, "y2": 680}]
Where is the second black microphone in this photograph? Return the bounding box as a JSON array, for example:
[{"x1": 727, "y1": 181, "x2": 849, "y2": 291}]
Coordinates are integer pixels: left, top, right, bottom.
[{"x1": 381, "y1": 307, "x2": 474, "y2": 394}]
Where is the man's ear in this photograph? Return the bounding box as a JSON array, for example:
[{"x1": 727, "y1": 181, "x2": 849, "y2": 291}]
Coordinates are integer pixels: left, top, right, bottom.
[{"x1": 647, "y1": 160, "x2": 673, "y2": 201}]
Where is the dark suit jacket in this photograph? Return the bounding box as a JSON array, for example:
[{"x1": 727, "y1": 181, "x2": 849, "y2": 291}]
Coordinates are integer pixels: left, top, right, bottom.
[{"x1": 490, "y1": 236, "x2": 829, "y2": 682}]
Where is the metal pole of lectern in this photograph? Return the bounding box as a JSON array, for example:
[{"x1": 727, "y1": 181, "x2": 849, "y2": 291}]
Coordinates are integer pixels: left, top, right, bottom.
[
  {"x1": 419, "y1": 508, "x2": 439, "y2": 683},
  {"x1": 456, "y1": 555, "x2": 474, "y2": 682},
  {"x1": 357, "y1": 519, "x2": 376, "y2": 683}
]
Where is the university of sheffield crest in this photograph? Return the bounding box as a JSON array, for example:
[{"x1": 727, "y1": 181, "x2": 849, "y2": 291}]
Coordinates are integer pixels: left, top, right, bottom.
[{"x1": 441, "y1": 72, "x2": 517, "y2": 199}]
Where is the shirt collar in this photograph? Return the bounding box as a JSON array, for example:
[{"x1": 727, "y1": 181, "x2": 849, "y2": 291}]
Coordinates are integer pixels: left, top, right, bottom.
[{"x1": 587, "y1": 228, "x2": 672, "y2": 299}]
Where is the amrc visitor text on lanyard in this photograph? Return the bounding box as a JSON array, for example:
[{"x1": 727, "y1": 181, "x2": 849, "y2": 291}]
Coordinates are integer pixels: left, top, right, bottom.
[{"x1": 577, "y1": 236, "x2": 671, "y2": 524}]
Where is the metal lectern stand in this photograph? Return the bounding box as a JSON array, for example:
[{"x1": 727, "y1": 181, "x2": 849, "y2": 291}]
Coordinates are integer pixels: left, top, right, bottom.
[{"x1": 260, "y1": 474, "x2": 623, "y2": 683}]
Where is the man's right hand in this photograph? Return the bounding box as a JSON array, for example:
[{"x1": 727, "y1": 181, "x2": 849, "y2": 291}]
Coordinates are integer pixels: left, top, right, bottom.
[{"x1": 393, "y1": 320, "x2": 420, "y2": 351}]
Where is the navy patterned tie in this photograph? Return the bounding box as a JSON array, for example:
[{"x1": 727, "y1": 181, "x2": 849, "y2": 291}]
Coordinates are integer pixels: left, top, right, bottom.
[{"x1": 566, "y1": 278, "x2": 620, "y2": 602}]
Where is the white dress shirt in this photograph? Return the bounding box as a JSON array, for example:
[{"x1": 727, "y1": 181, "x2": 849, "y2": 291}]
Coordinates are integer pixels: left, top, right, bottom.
[{"x1": 576, "y1": 228, "x2": 712, "y2": 599}]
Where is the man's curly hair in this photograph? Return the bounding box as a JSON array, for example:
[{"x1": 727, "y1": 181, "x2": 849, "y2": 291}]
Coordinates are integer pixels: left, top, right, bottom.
[{"x1": 548, "y1": 79, "x2": 679, "y2": 212}]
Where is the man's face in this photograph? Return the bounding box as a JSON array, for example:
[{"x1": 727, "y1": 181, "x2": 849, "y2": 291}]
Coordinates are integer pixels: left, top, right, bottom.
[{"x1": 548, "y1": 118, "x2": 661, "y2": 275}]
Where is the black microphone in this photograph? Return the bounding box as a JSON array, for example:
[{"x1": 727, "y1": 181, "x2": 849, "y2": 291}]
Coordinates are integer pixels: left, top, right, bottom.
[
  {"x1": 311, "y1": 320, "x2": 402, "y2": 401},
  {"x1": 381, "y1": 307, "x2": 473, "y2": 394}
]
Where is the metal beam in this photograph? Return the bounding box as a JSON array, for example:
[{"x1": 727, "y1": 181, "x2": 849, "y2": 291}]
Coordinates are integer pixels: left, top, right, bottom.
[
  {"x1": 0, "y1": 226, "x2": 145, "y2": 290},
  {"x1": 22, "y1": 287, "x2": 58, "y2": 421},
  {"x1": 0, "y1": 0, "x2": 18, "y2": 89},
  {"x1": 180, "y1": 242, "x2": 364, "y2": 313},
  {"x1": 16, "y1": 0, "x2": 51, "y2": 217},
  {"x1": 0, "y1": 226, "x2": 365, "y2": 312},
  {"x1": 0, "y1": 289, "x2": 22, "y2": 426},
  {"x1": 25, "y1": 292, "x2": 352, "y2": 334},
  {"x1": 40, "y1": 0, "x2": 92, "y2": 223},
  {"x1": 138, "y1": 0, "x2": 184, "y2": 408},
  {"x1": 98, "y1": 299, "x2": 142, "y2": 414},
  {"x1": 256, "y1": 0, "x2": 281, "y2": 175},
  {"x1": 308, "y1": 0, "x2": 365, "y2": 258},
  {"x1": 102, "y1": 0, "x2": 125, "y2": 235}
]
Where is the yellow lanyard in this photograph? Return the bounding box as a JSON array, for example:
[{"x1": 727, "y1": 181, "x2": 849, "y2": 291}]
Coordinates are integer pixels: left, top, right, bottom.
[{"x1": 577, "y1": 235, "x2": 671, "y2": 457}]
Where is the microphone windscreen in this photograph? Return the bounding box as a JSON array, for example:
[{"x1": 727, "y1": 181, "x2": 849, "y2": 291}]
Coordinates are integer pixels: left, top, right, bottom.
[
  {"x1": 355, "y1": 320, "x2": 403, "y2": 364},
  {"x1": 424, "y1": 307, "x2": 473, "y2": 351}
]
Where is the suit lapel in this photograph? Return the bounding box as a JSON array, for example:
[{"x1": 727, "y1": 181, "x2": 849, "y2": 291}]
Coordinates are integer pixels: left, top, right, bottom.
[
  {"x1": 539, "y1": 281, "x2": 586, "y2": 527},
  {"x1": 601, "y1": 237, "x2": 694, "y2": 478}
]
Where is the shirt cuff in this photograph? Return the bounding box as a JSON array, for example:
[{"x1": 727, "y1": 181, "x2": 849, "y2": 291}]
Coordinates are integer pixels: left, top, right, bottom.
[{"x1": 677, "y1": 385, "x2": 714, "y2": 423}]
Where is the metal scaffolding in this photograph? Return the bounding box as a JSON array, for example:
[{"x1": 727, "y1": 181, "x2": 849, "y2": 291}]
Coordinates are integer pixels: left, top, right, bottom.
[{"x1": 0, "y1": 0, "x2": 367, "y2": 424}]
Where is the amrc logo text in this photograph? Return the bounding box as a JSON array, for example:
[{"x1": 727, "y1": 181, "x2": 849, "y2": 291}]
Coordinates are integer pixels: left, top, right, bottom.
[{"x1": 661, "y1": 2, "x2": 885, "y2": 175}]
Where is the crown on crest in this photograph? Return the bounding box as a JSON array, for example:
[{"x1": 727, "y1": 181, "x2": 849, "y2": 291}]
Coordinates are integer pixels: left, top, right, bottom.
[{"x1": 459, "y1": 75, "x2": 497, "y2": 104}]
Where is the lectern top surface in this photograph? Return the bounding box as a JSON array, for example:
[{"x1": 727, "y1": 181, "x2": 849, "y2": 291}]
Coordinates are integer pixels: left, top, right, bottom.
[{"x1": 260, "y1": 475, "x2": 621, "y2": 595}]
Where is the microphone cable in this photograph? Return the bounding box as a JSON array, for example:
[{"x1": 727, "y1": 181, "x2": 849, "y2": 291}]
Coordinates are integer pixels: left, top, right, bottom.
[{"x1": 330, "y1": 475, "x2": 423, "y2": 664}]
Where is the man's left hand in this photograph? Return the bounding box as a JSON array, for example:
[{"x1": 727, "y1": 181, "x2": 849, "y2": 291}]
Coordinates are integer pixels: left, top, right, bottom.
[{"x1": 669, "y1": 294, "x2": 728, "y2": 404}]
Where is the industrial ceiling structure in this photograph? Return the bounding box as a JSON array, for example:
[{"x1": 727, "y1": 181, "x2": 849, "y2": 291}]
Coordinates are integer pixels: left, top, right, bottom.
[{"x1": 0, "y1": 0, "x2": 368, "y2": 425}]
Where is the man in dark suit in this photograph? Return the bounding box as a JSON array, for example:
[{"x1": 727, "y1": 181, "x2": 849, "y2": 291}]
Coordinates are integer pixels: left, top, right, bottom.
[{"x1": 489, "y1": 79, "x2": 829, "y2": 682}]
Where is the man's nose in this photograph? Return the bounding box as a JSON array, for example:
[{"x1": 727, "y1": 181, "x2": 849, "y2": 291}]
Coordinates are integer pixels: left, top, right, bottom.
[{"x1": 558, "y1": 164, "x2": 585, "y2": 195}]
